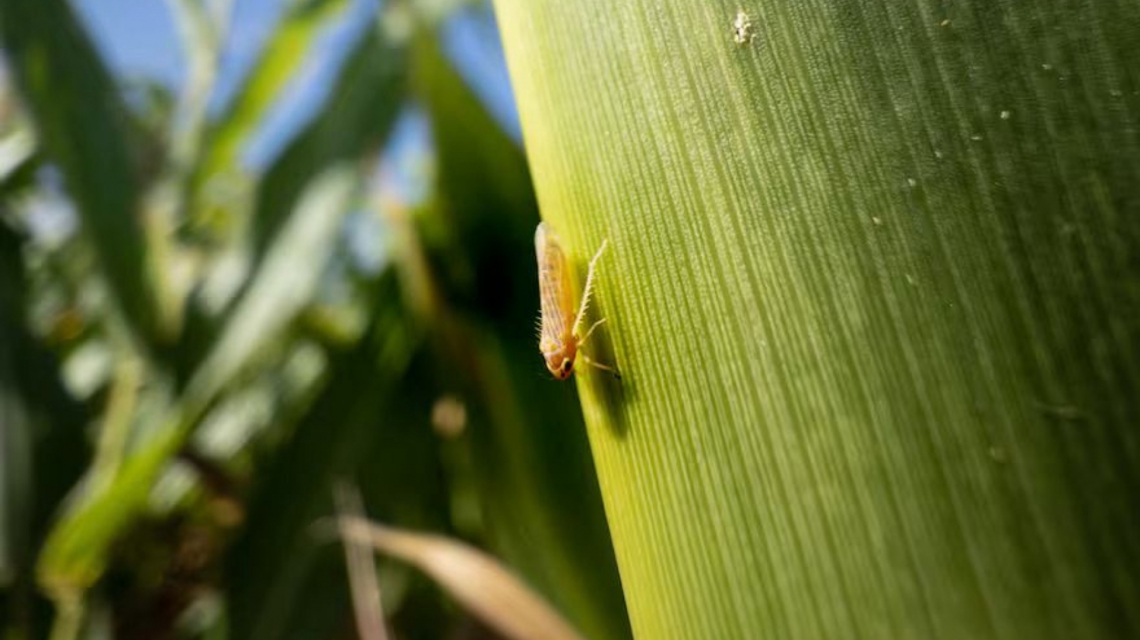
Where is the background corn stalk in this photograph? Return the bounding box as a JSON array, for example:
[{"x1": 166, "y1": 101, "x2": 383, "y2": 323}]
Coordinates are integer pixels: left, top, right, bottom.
[{"x1": 492, "y1": 0, "x2": 1140, "y2": 638}]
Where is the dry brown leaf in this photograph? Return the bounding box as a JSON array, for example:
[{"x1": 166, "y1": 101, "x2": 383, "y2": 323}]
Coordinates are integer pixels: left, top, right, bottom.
[{"x1": 336, "y1": 517, "x2": 587, "y2": 640}]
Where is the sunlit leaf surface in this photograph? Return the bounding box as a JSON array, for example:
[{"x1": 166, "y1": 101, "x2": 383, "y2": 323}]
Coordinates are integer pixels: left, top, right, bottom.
[{"x1": 493, "y1": 0, "x2": 1140, "y2": 638}]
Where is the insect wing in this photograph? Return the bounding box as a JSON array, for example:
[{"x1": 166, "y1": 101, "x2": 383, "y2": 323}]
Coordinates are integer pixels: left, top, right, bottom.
[{"x1": 535, "y1": 223, "x2": 576, "y2": 348}]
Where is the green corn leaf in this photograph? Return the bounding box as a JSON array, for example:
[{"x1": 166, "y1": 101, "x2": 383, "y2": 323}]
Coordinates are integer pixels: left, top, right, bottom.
[{"x1": 493, "y1": 1, "x2": 1140, "y2": 638}]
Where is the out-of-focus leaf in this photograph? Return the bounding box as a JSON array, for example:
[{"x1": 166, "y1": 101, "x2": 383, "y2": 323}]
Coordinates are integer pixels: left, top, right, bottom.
[
  {"x1": 36, "y1": 412, "x2": 189, "y2": 598},
  {"x1": 0, "y1": 220, "x2": 88, "y2": 636},
  {"x1": 337, "y1": 516, "x2": 587, "y2": 640},
  {"x1": 0, "y1": 383, "x2": 31, "y2": 583},
  {"x1": 36, "y1": 15, "x2": 409, "y2": 615},
  {"x1": 0, "y1": 224, "x2": 88, "y2": 537},
  {"x1": 192, "y1": 0, "x2": 348, "y2": 229},
  {"x1": 334, "y1": 484, "x2": 390, "y2": 640},
  {"x1": 413, "y1": 32, "x2": 534, "y2": 323},
  {"x1": 166, "y1": 0, "x2": 227, "y2": 169},
  {"x1": 411, "y1": 30, "x2": 631, "y2": 640},
  {"x1": 172, "y1": 21, "x2": 407, "y2": 382},
  {"x1": 0, "y1": 223, "x2": 33, "y2": 587},
  {"x1": 249, "y1": 25, "x2": 408, "y2": 261},
  {"x1": 0, "y1": 120, "x2": 37, "y2": 193},
  {"x1": 184, "y1": 164, "x2": 358, "y2": 411},
  {"x1": 0, "y1": 0, "x2": 165, "y2": 341},
  {"x1": 225, "y1": 272, "x2": 450, "y2": 640},
  {"x1": 36, "y1": 165, "x2": 357, "y2": 600}
]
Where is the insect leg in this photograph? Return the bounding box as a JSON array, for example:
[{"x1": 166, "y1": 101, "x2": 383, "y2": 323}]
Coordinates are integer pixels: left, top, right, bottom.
[
  {"x1": 577, "y1": 317, "x2": 607, "y2": 347},
  {"x1": 572, "y1": 238, "x2": 608, "y2": 337},
  {"x1": 579, "y1": 353, "x2": 621, "y2": 379}
]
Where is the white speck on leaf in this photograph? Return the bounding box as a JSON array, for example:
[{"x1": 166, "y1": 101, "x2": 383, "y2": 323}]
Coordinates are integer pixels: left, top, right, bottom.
[
  {"x1": 906, "y1": 178, "x2": 917, "y2": 188},
  {"x1": 733, "y1": 9, "x2": 756, "y2": 45},
  {"x1": 1000, "y1": 110, "x2": 1011, "y2": 120}
]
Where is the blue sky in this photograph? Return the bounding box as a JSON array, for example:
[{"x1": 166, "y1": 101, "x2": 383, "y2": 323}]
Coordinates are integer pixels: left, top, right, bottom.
[{"x1": 69, "y1": 0, "x2": 521, "y2": 169}]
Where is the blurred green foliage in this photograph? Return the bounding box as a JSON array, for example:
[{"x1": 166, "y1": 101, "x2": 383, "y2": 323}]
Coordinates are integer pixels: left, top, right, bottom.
[{"x1": 0, "y1": 1, "x2": 629, "y2": 639}]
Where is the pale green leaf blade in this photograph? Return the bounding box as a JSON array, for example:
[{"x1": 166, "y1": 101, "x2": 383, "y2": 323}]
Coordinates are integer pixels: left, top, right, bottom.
[{"x1": 185, "y1": 164, "x2": 357, "y2": 409}]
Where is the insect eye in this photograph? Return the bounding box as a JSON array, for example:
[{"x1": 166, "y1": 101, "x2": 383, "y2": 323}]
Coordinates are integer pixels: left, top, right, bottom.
[{"x1": 561, "y1": 360, "x2": 572, "y2": 373}]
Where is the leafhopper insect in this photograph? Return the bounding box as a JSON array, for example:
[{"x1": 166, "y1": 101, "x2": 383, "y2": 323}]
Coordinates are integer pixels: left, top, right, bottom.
[{"x1": 535, "y1": 222, "x2": 620, "y2": 380}]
